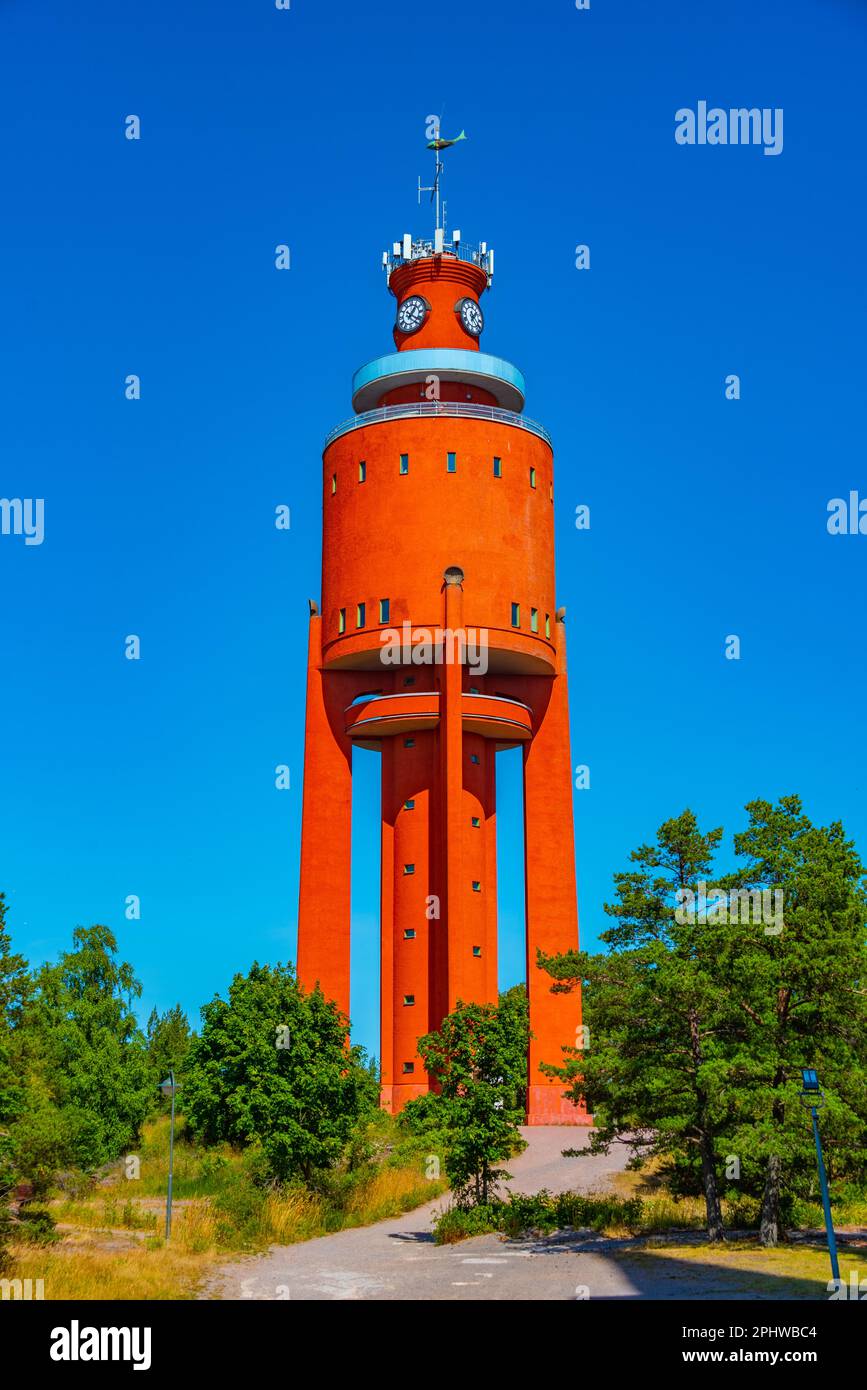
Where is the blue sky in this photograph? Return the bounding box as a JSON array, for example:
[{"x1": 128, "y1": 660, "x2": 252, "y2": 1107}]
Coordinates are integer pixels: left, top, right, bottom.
[{"x1": 1, "y1": 0, "x2": 865, "y2": 1062}]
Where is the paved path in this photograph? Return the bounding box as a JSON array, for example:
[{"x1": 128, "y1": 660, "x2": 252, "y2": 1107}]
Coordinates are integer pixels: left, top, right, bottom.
[
  {"x1": 204, "y1": 1128, "x2": 638, "y2": 1301},
  {"x1": 204, "y1": 1131, "x2": 840, "y2": 1300}
]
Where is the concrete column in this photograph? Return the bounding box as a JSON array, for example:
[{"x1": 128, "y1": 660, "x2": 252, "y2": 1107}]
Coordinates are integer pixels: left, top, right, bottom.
[
  {"x1": 522, "y1": 624, "x2": 589, "y2": 1125},
  {"x1": 296, "y1": 615, "x2": 354, "y2": 1020}
]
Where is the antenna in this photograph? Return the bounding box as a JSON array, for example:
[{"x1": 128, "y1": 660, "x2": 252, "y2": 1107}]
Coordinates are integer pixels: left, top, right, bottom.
[{"x1": 418, "y1": 124, "x2": 466, "y2": 238}]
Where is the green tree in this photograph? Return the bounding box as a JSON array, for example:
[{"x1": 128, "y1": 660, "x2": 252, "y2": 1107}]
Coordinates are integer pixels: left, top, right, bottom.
[
  {"x1": 182, "y1": 962, "x2": 378, "y2": 1182},
  {"x1": 539, "y1": 811, "x2": 737, "y2": 1241},
  {"x1": 0, "y1": 893, "x2": 33, "y2": 1262},
  {"x1": 716, "y1": 796, "x2": 867, "y2": 1245},
  {"x1": 27, "y1": 924, "x2": 153, "y2": 1173},
  {"x1": 146, "y1": 1004, "x2": 193, "y2": 1089},
  {"x1": 409, "y1": 991, "x2": 529, "y2": 1206}
]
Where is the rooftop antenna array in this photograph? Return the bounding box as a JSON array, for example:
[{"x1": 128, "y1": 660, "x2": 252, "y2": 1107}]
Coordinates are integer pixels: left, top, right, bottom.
[{"x1": 381, "y1": 125, "x2": 494, "y2": 286}]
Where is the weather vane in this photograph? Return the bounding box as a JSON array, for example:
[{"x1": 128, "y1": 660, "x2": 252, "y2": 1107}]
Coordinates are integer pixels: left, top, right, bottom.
[{"x1": 418, "y1": 125, "x2": 467, "y2": 236}]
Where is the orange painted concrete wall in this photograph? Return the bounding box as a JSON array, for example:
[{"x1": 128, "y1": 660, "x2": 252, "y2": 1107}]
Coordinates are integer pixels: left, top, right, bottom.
[
  {"x1": 321, "y1": 417, "x2": 556, "y2": 675},
  {"x1": 390, "y1": 257, "x2": 487, "y2": 353}
]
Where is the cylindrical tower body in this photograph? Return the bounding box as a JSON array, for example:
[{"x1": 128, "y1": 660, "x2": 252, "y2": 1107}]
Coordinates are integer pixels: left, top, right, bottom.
[{"x1": 297, "y1": 232, "x2": 587, "y2": 1124}]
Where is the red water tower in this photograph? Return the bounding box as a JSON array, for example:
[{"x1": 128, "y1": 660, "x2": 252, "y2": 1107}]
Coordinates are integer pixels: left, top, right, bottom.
[{"x1": 296, "y1": 187, "x2": 586, "y2": 1124}]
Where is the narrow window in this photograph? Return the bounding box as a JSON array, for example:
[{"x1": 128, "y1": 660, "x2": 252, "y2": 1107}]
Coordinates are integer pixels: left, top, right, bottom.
[
  {"x1": 403, "y1": 995, "x2": 415, "y2": 1006},
  {"x1": 403, "y1": 863, "x2": 415, "y2": 876},
  {"x1": 404, "y1": 676, "x2": 415, "y2": 686},
  {"x1": 331, "y1": 473, "x2": 337, "y2": 495},
  {"x1": 404, "y1": 929, "x2": 416, "y2": 939},
  {"x1": 447, "y1": 451, "x2": 457, "y2": 473},
  {"x1": 399, "y1": 453, "x2": 409, "y2": 475},
  {"x1": 511, "y1": 602, "x2": 520, "y2": 627},
  {"x1": 545, "y1": 613, "x2": 551, "y2": 639},
  {"x1": 402, "y1": 1062, "x2": 415, "y2": 1074},
  {"x1": 471, "y1": 816, "x2": 481, "y2": 828},
  {"x1": 530, "y1": 607, "x2": 538, "y2": 633},
  {"x1": 404, "y1": 798, "x2": 415, "y2": 810},
  {"x1": 493, "y1": 456, "x2": 502, "y2": 478},
  {"x1": 549, "y1": 482, "x2": 553, "y2": 501},
  {"x1": 358, "y1": 460, "x2": 367, "y2": 482},
  {"x1": 338, "y1": 608, "x2": 346, "y2": 635},
  {"x1": 357, "y1": 602, "x2": 366, "y2": 628},
  {"x1": 472, "y1": 946, "x2": 482, "y2": 958},
  {"x1": 404, "y1": 737, "x2": 415, "y2": 749},
  {"x1": 472, "y1": 881, "x2": 481, "y2": 893},
  {"x1": 379, "y1": 598, "x2": 390, "y2": 624},
  {"x1": 529, "y1": 466, "x2": 536, "y2": 489},
  {"x1": 470, "y1": 754, "x2": 480, "y2": 765}
]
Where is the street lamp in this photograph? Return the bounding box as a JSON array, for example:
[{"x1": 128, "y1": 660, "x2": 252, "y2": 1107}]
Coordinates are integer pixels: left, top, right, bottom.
[
  {"x1": 159, "y1": 1071, "x2": 178, "y2": 1242},
  {"x1": 799, "y1": 1067, "x2": 840, "y2": 1283}
]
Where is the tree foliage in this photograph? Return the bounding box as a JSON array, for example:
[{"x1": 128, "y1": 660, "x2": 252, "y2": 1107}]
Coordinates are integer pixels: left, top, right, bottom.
[
  {"x1": 182, "y1": 961, "x2": 378, "y2": 1182},
  {"x1": 407, "y1": 989, "x2": 529, "y2": 1206},
  {"x1": 540, "y1": 797, "x2": 867, "y2": 1244}
]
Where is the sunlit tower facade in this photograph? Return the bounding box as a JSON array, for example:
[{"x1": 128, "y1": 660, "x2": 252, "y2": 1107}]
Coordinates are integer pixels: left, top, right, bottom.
[{"x1": 297, "y1": 169, "x2": 586, "y2": 1124}]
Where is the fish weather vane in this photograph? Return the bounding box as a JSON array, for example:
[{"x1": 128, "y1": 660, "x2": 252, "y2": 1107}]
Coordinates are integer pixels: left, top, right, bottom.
[{"x1": 418, "y1": 124, "x2": 467, "y2": 236}]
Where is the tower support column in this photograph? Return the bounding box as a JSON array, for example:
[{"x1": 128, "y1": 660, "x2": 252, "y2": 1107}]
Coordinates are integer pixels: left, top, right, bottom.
[
  {"x1": 296, "y1": 616, "x2": 354, "y2": 1020},
  {"x1": 522, "y1": 627, "x2": 589, "y2": 1125}
]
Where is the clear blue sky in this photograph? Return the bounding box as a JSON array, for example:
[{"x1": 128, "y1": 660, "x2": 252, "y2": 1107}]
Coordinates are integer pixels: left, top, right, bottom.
[{"x1": 2, "y1": 0, "x2": 865, "y2": 1062}]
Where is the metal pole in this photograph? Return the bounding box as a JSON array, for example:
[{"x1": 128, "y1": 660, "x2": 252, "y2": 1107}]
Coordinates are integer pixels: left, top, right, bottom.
[
  {"x1": 810, "y1": 1104, "x2": 840, "y2": 1282},
  {"x1": 166, "y1": 1068, "x2": 175, "y2": 1243}
]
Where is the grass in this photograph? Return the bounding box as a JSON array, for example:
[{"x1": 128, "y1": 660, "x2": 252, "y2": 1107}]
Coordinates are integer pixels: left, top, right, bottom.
[
  {"x1": 3, "y1": 1109, "x2": 447, "y2": 1300},
  {"x1": 621, "y1": 1240, "x2": 866, "y2": 1299}
]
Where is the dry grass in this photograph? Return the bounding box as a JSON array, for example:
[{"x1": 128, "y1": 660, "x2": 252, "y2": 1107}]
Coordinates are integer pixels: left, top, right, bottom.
[
  {"x1": 343, "y1": 1164, "x2": 446, "y2": 1225},
  {"x1": 6, "y1": 1236, "x2": 212, "y2": 1301},
  {"x1": 628, "y1": 1239, "x2": 865, "y2": 1297}
]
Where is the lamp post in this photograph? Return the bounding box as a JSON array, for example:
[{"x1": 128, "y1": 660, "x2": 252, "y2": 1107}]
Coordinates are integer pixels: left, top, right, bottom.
[
  {"x1": 159, "y1": 1071, "x2": 178, "y2": 1243},
  {"x1": 800, "y1": 1067, "x2": 840, "y2": 1283}
]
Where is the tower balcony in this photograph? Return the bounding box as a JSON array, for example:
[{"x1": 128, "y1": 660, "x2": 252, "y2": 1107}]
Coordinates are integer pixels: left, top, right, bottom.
[
  {"x1": 344, "y1": 690, "x2": 533, "y2": 751},
  {"x1": 324, "y1": 399, "x2": 551, "y2": 451},
  {"x1": 351, "y1": 350, "x2": 527, "y2": 414}
]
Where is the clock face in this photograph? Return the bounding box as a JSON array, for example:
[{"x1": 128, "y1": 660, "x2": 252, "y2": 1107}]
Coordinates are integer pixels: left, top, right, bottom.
[
  {"x1": 457, "y1": 296, "x2": 484, "y2": 338},
  {"x1": 396, "y1": 295, "x2": 429, "y2": 335}
]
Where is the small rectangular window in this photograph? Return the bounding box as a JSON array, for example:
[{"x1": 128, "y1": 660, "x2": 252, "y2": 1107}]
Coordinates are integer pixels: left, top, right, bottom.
[
  {"x1": 358, "y1": 460, "x2": 367, "y2": 482},
  {"x1": 402, "y1": 1061, "x2": 415, "y2": 1074},
  {"x1": 493, "y1": 457, "x2": 502, "y2": 478},
  {"x1": 403, "y1": 863, "x2": 415, "y2": 876},
  {"x1": 404, "y1": 798, "x2": 415, "y2": 810},
  {"x1": 549, "y1": 482, "x2": 553, "y2": 501},
  {"x1": 471, "y1": 816, "x2": 481, "y2": 828},
  {"x1": 531, "y1": 607, "x2": 539, "y2": 633},
  {"x1": 404, "y1": 676, "x2": 415, "y2": 686},
  {"x1": 447, "y1": 452, "x2": 457, "y2": 473},
  {"x1": 379, "y1": 598, "x2": 390, "y2": 624},
  {"x1": 470, "y1": 754, "x2": 480, "y2": 765},
  {"x1": 338, "y1": 608, "x2": 346, "y2": 634},
  {"x1": 472, "y1": 881, "x2": 481, "y2": 893},
  {"x1": 472, "y1": 945, "x2": 482, "y2": 957},
  {"x1": 403, "y1": 995, "x2": 415, "y2": 1006},
  {"x1": 529, "y1": 466, "x2": 536, "y2": 489},
  {"x1": 545, "y1": 613, "x2": 551, "y2": 639},
  {"x1": 404, "y1": 737, "x2": 415, "y2": 749},
  {"x1": 404, "y1": 929, "x2": 416, "y2": 939},
  {"x1": 511, "y1": 602, "x2": 520, "y2": 627},
  {"x1": 399, "y1": 453, "x2": 409, "y2": 475},
  {"x1": 357, "y1": 603, "x2": 366, "y2": 628},
  {"x1": 469, "y1": 686, "x2": 480, "y2": 694},
  {"x1": 331, "y1": 473, "x2": 337, "y2": 495}
]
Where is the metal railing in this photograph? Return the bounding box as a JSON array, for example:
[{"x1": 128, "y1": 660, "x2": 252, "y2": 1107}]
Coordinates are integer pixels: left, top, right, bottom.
[{"x1": 323, "y1": 401, "x2": 552, "y2": 451}]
